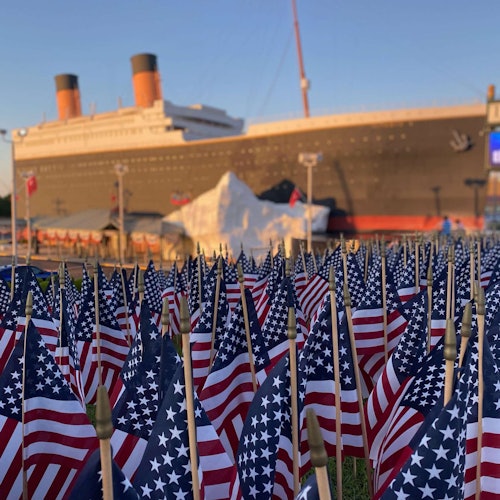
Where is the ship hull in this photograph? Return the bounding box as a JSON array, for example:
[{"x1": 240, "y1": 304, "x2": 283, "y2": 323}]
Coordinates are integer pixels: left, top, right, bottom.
[{"x1": 16, "y1": 111, "x2": 488, "y2": 234}]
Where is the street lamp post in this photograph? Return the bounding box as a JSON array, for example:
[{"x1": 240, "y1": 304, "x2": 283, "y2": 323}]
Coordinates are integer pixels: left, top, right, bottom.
[
  {"x1": 0, "y1": 128, "x2": 28, "y2": 266},
  {"x1": 114, "y1": 164, "x2": 129, "y2": 264},
  {"x1": 298, "y1": 152, "x2": 322, "y2": 253}
]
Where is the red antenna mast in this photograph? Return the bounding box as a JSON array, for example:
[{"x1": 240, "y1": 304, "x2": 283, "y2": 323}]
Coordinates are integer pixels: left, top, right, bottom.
[{"x1": 291, "y1": 0, "x2": 310, "y2": 118}]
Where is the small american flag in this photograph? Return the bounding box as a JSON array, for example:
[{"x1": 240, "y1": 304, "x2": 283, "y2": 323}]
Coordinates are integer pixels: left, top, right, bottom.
[{"x1": 0, "y1": 321, "x2": 98, "y2": 498}]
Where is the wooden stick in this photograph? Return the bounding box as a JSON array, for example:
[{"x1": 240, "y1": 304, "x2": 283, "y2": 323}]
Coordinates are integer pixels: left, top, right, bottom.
[
  {"x1": 344, "y1": 283, "x2": 374, "y2": 499},
  {"x1": 363, "y1": 241, "x2": 370, "y2": 283},
  {"x1": 458, "y1": 303, "x2": 472, "y2": 370},
  {"x1": 381, "y1": 239, "x2": 388, "y2": 363},
  {"x1": 306, "y1": 408, "x2": 331, "y2": 500},
  {"x1": 197, "y1": 244, "x2": 204, "y2": 317},
  {"x1": 328, "y1": 268, "x2": 343, "y2": 500},
  {"x1": 300, "y1": 242, "x2": 309, "y2": 281},
  {"x1": 403, "y1": 235, "x2": 407, "y2": 267},
  {"x1": 237, "y1": 263, "x2": 257, "y2": 393},
  {"x1": 58, "y1": 263, "x2": 64, "y2": 367},
  {"x1": 414, "y1": 237, "x2": 420, "y2": 294},
  {"x1": 10, "y1": 255, "x2": 15, "y2": 301},
  {"x1": 287, "y1": 306, "x2": 300, "y2": 496},
  {"x1": 451, "y1": 245, "x2": 456, "y2": 320},
  {"x1": 93, "y1": 262, "x2": 103, "y2": 387},
  {"x1": 209, "y1": 257, "x2": 222, "y2": 369},
  {"x1": 180, "y1": 297, "x2": 201, "y2": 500},
  {"x1": 469, "y1": 239, "x2": 475, "y2": 301},
  {"x1": 426, "y1": 262, "x2": 433, "y2": 353},
  {"x1": 443, "y1": 319, "x2": 457, "y2": 405},
  {"x1": 445, "y1": 248, "x2": 453, "y2": 321},
  {"x1": 119, "y1": 264, "x2": 132, "y2": 347},
  {"x1": 138, "y1": 268, "x2": 144, "y2": 306},
  {"x1": 21, "y1": 291, "x2": 33, "y2": 500},
  {"x1": 160, "y1": 297, "x2": 170, "y2": 402},
  {"x1": 475, "y1": 287, "x2": 485, "y2": 500},
  {"x1": 96, "y1": 386, "x2": 114, "y2": 500}
]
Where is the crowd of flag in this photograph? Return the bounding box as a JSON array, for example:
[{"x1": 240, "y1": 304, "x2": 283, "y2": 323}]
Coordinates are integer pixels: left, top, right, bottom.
[{"x1": 0, "y1": 234, "x2": 499, "y2": 499}]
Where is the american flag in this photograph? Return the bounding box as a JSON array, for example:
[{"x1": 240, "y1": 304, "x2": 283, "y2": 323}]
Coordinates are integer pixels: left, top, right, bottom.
[
  {"x1": 255, "y1": 250, "x2": 285, "y2": 327},
  {"x1": 0, "y1": 321, "x2": 98, "y2": 498},
  {"x1": 75, "y1": 274, "x2": 130, "y2": 404},
  {"x1": 396, "y1": 253, "x2": 421, "y2": 304},
  {"x1": 250, "y1": 249, "x2": 273, "y2": 307},
  {"x1": 260, "y1": 275, "x2": 308, "y2": 373},
  {"x1": 298, "y1": 295, "x2": 364, "y2": 466},
  {"x1": 463, "y1": 332, "x2": 500, "y2": 499},
  {"x1": 379, "y1": 353, "x2": 470, "y2": 499},
  {"x1": 352, "y1": 258, "x2": 409, "y2": 392},
  {"x1": 69, "y1": 448, "x2": 140, "y2": 499},
  {"x1": 236, "y1": 249, "x2": 259, "y2": 291},
  {"x1": 111, "y1": 302, "x2": 180, "y2": 480},
  {"x1": 297, "y1": 247, "x2": 341, "y2": 322},
  {"x1": 429, "y1": 267, "x2": 448, "y2": 348},
  {"x1": 237, "y1": 355, "x2": 295, "y2": 500},
  {"x1": 373, "y1": 338, "x2": 447, "y2": 496},
  {"x1": 54, "y1": 287, "x2": 86, "y2": 406},
  {"x1": 161, "y1": 262, "x2": 186, "y2": 337},
  {"x1": 199, "y1": 288, "x2": 270, "y2": 461},
  {"x1": 365, "y1": 291, "x2": 428, "y2": 464},
  {"x1": 0, "y1": 266, "x2": 59, "y2": 374},
  {"x1": 133, "y1": 364, "x2": 239, "y2": 499},
  {"x1": 345, "y1": 252, "x2": 367, "y2": 309},
  {"x1": 143, "y1": 260, "x2": 163, "y2": 328},
  {"x1": 191, "y1": 276, "x2": 231, "y2": 392},
  {"x1": 0, "y1": 276, "x2": 10, "y2": 322}
]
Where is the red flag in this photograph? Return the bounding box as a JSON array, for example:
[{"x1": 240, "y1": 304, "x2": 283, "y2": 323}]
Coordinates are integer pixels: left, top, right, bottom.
[
  {"x1": 26, "y1": 175, "x2": 37, "y2": 196},
  {"x1": 289, "y1": 186, "x2": 302, "y2": 207}
]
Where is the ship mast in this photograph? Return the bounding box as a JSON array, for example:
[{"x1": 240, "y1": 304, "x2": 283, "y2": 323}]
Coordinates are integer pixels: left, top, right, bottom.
[{"x1": 291, "y1": 0, "x2": 310, "y2": 118}]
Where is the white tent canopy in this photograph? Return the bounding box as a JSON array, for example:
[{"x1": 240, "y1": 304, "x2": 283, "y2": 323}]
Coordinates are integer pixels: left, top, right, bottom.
[{"x1": 163, "y1": 171, "x2": 330, "y2": 256}]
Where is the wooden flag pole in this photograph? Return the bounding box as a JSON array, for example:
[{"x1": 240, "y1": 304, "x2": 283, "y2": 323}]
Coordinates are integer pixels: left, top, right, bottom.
[
  {"x1": 306, "y1": 408, "x2": 332, "y2": 500},
  {"x1": 160, "y1": 297, "x2": 170, "y2": 402},
  {"x1": 328, "y1": 268, "x2": 343, "y2": 500},
  {"x1": 21, "y1": 291, "x2": 33, "y2": 500},
  {"x1": 469, "y1": 239, "x2": 475, "y2": 301},
  {"x1": 58, "y1": 263, "x2": 64, "y2": 367},
  {"x1": 458, "y1": 303, "x2": 472, "y2": 370},
  {"x1": 426, "y1": 264, "x2": 433, "y2": 354},
  {"x1": 451, "y1": 245, "x2": 456, "y2": 320},
  {"x1": 138, "y1": 268, "x2": 144, "y2": 306},
  {"x1": 414, "y1": 236, "x2": 420, "y2": 294},
  {"x1": 403, "y1": 235, "x2": 407, "y2": 267},
  {"x1": 96, "y1": 385, "x2": 114, "y2": 500},
  {"x1": 180, "y1": 297, "x2": 201, "y2": 500},
  {"x1": 476, "y1": 239, "x2": 482, "y2": 295},
  {"x1": 237, "y1": 263, "x2": 257, "y2": 393},
  {"x1": 300, "y1": 242, "x2": 309, "y2": 281},
  {"x1": 445, "y1": 247, "x2": 453, "y2": 321},
  {"x1": 344, "y1": 282, "x2": 373, "y2": 499},
  {"x1": 381, "y1": 238, "x2": 388, "y2": 363},
  {"x1": 93, "y1": 261, "x2": 103, "y2": 387},
  {"x1": 475, "y1": 287, "x2": 485, "y2": 500},
  {"x1": 10, "y1": 255, "x2": 16, "y2": 301},
  {"x1": 443, "y1": 319, "x2": 457, "y2": 405},
  {"x1": 287, "y1": 306, "x2": 300, "y2": 496},
  {"x1": 209, "y1": 257, "x2": 222, "y2": 369},
  {"x1": 197, "y1": 243, "x2": 203, "y2": 317},
  {"x1": 119, "y1": 264, "x2": 132, "y2": 347},
  {"x1": 363, "y1": 240, "x2": 370, "y2": 283}
]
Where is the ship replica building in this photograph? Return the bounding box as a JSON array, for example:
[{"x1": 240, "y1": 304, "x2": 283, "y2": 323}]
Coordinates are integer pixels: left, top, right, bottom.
[{"x1": 13, "y1": 53, "x2": 490, "y2": 236}]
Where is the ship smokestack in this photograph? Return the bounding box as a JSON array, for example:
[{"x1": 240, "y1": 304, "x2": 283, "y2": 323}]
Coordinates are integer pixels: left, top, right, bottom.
[
  {"x1": 130, "y1": 53, "x2": 162, "y2": 108},
  {"x1": 54, "y1": 74, "x2": 82, "y2": 120},
  {"x1": 488, "y1": 84, "x2": 496, "y2": 102}
]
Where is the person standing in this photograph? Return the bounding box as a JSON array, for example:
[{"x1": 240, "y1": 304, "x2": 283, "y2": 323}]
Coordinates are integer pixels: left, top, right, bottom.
[{"x1": 441, "y1": 215, "x2": 452, "y2": 236}]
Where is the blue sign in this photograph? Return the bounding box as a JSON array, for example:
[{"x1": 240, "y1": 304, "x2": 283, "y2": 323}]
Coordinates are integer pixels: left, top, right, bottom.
[{"x1": 490, "y1": 131, "x2": 500, "y2": 166}]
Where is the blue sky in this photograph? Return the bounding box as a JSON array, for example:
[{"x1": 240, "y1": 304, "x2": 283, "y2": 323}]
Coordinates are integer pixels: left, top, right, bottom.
[{"x1": 1, "y1": 0, "x2": 500, "y2": 195}]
